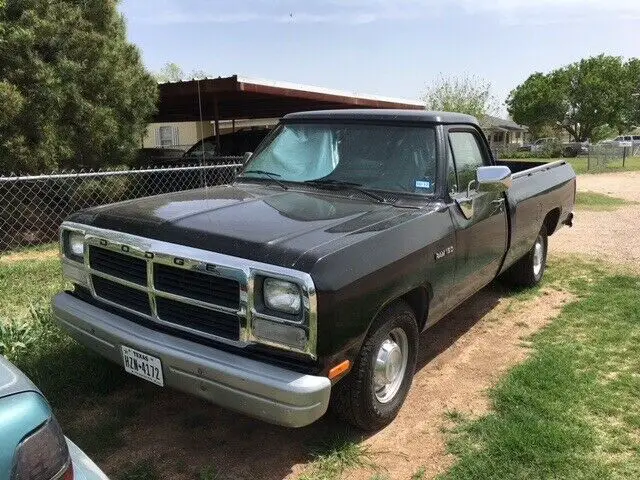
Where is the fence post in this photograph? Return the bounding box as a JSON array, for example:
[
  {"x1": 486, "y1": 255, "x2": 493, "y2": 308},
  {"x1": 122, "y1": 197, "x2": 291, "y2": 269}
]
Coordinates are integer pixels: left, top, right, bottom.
[{"x1": 623, "y1": 146, "x2": 627, "y2": 168}]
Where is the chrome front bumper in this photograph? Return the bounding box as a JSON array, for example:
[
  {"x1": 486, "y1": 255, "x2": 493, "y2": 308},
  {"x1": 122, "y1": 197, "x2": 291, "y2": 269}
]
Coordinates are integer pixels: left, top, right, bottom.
[{"x1": 53, "y1": 293, "x2": 331, "y2": 428}]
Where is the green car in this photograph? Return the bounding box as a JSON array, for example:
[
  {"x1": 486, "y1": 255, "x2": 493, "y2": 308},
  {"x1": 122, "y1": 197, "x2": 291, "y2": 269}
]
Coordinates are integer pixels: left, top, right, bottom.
[{"x1": 0, "y1": 355, "x2": 109, "y2": 480}]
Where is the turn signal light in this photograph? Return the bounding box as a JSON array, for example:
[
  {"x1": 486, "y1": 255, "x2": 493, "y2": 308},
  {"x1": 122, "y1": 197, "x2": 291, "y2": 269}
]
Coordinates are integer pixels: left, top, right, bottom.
[{"x1": 328, "y1": 360, "x2": 351, "y2": 380}]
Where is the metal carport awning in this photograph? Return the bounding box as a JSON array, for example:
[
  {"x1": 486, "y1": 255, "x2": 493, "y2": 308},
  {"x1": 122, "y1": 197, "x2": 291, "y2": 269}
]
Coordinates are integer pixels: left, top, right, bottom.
[
  {"x1": 154, "y1": 75, "x2": 425, "y2": 152},
  {"x1": 154, "y1": 75, "x2": 425, "y2": 122}
]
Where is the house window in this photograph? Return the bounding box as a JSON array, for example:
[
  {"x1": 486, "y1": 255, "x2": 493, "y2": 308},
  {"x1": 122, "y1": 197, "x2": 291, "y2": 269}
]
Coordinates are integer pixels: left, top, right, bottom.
[{"x1": 156, "y1": 126, "x2": 179, "y2": 147}]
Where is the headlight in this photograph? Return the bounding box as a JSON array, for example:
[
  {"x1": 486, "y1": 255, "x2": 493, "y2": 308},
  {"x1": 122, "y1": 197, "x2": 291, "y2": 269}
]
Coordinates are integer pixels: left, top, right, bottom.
[
  {"x1": 263, "y1": 278, "x2": 302, "y2": 314},
  {"x1": 63, "y1": 230, "x2": 84, "y2": 262},
  {"x1": 11, "y1": 417, "x2": 73, "y2": 480}
]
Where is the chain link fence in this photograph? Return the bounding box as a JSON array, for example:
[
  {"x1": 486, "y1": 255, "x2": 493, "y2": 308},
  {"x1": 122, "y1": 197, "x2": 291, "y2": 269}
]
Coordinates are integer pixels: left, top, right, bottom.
[
  {"x1": 587, "y1": 144, "x2": 640, "y2": 170},
  {"x1": 0, "y1": 158, "x2": 242, "y2": 252}
]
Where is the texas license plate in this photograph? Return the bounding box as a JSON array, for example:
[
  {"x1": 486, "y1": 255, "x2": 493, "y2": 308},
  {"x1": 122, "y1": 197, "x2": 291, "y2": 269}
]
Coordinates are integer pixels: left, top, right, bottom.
[{"x1": 121, "y1": 346, "x2": 164, "y2": 386}]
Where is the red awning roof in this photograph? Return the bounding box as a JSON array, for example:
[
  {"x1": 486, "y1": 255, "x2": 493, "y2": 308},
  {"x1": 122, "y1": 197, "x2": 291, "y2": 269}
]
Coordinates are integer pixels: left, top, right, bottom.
[{"x1": 154, "y1": 75, "x2": 425, "y2": 122}]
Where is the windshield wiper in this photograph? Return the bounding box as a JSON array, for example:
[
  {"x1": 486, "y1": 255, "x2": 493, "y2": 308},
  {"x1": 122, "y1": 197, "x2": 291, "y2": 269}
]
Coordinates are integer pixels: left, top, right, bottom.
[
  {"x1": 241, "y1": 170, "x2": 288, "y2": 190},
  {"x1": 304, "y1": 179, "x2": 386, "y2": 203}
]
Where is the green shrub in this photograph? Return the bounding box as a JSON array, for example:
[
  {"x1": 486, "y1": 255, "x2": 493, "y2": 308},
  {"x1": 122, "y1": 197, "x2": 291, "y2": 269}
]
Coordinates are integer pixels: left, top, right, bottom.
[{"x1": 70, "y1": 176, "x2": 132, "y2": 208}]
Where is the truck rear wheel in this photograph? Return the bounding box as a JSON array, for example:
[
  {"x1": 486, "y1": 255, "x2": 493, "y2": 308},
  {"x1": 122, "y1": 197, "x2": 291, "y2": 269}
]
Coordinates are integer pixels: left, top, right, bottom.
[
  {"x1": 502, "y1": 225, "x2": 548, "y2": 287},
  {"x1": 330, "y1": 301, "x2": 418, "y2": 431}
]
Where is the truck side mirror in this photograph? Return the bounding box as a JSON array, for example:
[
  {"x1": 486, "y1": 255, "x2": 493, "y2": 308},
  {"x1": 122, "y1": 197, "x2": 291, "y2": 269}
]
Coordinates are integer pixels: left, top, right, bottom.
[
  {"x1": 242, "y1": 152, "x2": 253, "y2": 164},
  {"x1": 476, "y1": 166, "x2": 512, "y2": 193}
]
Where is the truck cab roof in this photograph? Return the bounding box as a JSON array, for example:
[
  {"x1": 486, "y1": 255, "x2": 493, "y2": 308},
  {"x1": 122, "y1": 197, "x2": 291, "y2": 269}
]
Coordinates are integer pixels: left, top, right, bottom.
[{"x1": 283, "y1": 109, "x2": 479, "y2": 125}]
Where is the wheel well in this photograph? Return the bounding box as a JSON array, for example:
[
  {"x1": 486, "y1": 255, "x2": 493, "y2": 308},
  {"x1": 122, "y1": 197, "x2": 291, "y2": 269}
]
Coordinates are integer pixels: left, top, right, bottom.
[
  {"x1": 543, "y1": 208, "x2": 561, "y2": 235},
  {"x1": 399, "y1": 286, "x2": 430, "y2": 331}
]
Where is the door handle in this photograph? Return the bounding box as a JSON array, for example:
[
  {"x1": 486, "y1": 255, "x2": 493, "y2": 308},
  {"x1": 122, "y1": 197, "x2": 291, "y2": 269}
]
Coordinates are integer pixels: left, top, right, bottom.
[{"x1": 491, "y1": 198, "x2": 505, "y2": 212}]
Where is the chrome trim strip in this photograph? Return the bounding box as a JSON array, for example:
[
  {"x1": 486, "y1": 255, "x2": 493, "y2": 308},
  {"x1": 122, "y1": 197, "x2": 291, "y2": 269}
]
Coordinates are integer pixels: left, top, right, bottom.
[
  {"x1": 147, "y1": 255, "x2": 158, "y2": 318},
  {"x1": 153, "y1": 289, "x2": 240, "y2": 316},
  {"x1": 88, "y1": 269, "x2": 148, "y2": 292},
  {"x1": 59, "y1": 221, "x2": 318, "y2": 358}
]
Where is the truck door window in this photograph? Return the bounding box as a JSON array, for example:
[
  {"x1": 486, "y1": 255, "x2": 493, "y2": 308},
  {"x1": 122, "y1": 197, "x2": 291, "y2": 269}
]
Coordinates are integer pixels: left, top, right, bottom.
[{"x1": 448, "y1": 131, "x2": 486, "y2": 193}]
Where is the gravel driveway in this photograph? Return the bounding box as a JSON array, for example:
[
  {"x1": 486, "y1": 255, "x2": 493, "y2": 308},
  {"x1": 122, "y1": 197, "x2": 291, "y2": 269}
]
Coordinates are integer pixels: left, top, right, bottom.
[{"x1": 551, "y1": 171, "x2": 640, "y2": 270}]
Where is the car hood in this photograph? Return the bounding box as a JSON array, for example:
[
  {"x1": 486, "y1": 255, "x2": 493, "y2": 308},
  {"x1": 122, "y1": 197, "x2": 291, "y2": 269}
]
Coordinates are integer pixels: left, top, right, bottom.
[
  {"x1": 0, "y1": 356, "x2": 38, "y2": 399},
  {"x1": 69, "y1": 182, "x2": 433, "y2": 270}
]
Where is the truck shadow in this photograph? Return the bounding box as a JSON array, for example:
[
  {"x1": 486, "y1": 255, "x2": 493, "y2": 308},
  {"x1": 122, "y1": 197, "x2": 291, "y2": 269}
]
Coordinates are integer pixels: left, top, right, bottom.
[
  {"x1": 416, "y1": 283, "x2": 505, "y2": 370},
  {"x1": 59, "y1": 283, "x2": 509, "y2": 480}
]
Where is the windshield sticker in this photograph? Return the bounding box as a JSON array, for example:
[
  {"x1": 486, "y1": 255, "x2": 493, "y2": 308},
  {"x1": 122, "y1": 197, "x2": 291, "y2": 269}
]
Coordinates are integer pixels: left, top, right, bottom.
[{"x1": 415, "y1": 180, "x2": 431, "y2": 189}]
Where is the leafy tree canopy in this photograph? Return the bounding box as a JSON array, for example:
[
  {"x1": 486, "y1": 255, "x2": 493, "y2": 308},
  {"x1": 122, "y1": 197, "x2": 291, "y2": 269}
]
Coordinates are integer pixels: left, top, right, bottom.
[
  {"x1": 0, "y1": 0, "x2": 158, "y2": 174},
  {"x1": 423, "y1": 75, "x2": 499, "y2": 119},
  {"x1": 507, "y1": 55, "x2": 639, "y2": 141},
  {"x1": 153, "y1": 62, "x2": 209, "y2": 82}
]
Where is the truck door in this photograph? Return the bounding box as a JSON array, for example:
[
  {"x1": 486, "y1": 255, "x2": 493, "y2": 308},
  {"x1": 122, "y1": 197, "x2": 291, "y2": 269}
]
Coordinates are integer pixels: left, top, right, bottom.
[{"x1": 446, "y1": 127, "x2": 508, "y2": 305}]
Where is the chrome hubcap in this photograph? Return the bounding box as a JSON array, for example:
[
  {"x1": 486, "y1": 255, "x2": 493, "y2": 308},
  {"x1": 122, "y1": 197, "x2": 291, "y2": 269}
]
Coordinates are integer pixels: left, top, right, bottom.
[
  {"x1": 374, "y1": 328, "x2": 408, "y2": 403},
  {"x1": 533, "y1": 236, "x2": 544, "y2": 277}
]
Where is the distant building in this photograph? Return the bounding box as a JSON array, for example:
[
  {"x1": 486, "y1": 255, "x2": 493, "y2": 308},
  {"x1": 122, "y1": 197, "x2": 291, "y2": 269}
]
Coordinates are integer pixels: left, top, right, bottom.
[
  {"x1": 142, "y1": 118, "x2": 279, "y2": 151},
  {"x1": 481, "y1": 115, "x2": 530, "y2": 150},
  {"x1": 142, "y1": 121, "x2": 211, "y2": 150}
]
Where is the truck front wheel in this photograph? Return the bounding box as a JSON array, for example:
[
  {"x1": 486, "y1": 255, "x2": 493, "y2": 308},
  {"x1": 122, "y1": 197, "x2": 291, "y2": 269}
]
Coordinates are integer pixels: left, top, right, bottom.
[
  {"x1": 330, "y1": 301, "x2": 418, "y2": 431},
  {"x1": 502, "y1": 225, "x2": 548, "y2": 287}
]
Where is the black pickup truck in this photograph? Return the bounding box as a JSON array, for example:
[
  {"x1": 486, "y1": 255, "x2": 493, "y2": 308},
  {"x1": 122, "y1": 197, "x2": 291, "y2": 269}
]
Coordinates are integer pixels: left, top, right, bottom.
[{"x1": 53, "y1": 110, "x2": 575, "y2": 430}]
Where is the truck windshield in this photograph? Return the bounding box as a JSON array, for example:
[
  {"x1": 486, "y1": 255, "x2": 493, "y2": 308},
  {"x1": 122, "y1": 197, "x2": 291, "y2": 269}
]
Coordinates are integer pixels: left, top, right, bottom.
[{"x1": 241, "y1": 123, "x2": 437, "y2": 195}]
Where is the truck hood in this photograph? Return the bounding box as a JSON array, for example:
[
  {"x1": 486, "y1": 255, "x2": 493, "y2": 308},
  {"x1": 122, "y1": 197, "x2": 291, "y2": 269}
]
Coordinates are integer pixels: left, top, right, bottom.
[
  {"x1": 69, "y1": 182, "x2": 432, "y2": 270},
  {"x1": 0, "y1": 356, "x2": 39, "y2": 399}
]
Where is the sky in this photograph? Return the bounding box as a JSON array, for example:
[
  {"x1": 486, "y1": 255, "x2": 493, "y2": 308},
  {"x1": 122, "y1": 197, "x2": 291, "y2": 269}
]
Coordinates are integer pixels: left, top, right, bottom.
[{"x1": 119, "y1": 0, "x2": 640, "y2": 116}]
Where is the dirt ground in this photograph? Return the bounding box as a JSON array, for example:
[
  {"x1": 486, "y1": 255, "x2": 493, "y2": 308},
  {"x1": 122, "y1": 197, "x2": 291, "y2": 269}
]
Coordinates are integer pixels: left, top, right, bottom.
[
  {"x1": 67, "y1": 171, "x2": 639, "y2": 480},
  {"x1": 551, "y1": 171, "x2": 640, "y2": 271},
  {"x1": 576, "y1": 170, "x2": 640, "y2": 202}
]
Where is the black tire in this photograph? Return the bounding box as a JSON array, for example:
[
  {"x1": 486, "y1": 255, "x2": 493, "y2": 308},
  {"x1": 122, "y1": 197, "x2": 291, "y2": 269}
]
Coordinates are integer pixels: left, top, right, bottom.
[
  {"x1": 501, "y1": 225, "x2": 548, "y2": 287},
  {"x1": 562, "y1": 147, "x2": 578, "y2": 158},
  {"x1": 330, "y1": 301, "x2": 418, "y2": 431}
]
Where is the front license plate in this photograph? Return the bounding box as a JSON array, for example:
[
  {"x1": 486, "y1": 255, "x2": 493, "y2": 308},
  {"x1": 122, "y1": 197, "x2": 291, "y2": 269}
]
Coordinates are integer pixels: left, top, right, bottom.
[{"x1": 121, "y1": 346, "x2": 164, "y2": 386}]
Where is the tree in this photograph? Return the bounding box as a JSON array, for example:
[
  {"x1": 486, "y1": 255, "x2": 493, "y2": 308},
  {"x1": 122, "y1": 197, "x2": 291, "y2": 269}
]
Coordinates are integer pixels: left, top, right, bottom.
[
  {"x1": 153, "y1": 62, "x2": 209, "y2": 82},
  {"x1": 153, "y1": 62, "x2": 184, "y2": 82},
  {"x1": 0, "y1": 0, "x2": 158, "y2": 174},
  {"x1": 624, "y1": 58, "x2": 640, "y2": 128},
  {"x1": 507, "y1": 55, "x2": 631, "y2": 141},
  {"x1": 504, "y1": 72, "x2": 566, "y2": 139},
  {"x1": 422, "y1": 75, "x2": 498, "y2": 119}
]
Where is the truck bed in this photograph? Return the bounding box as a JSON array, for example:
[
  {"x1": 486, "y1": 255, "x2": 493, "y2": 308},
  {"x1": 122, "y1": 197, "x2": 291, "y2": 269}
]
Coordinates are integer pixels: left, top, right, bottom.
[
  {"x1": 496, "y1": 159, "x2": 562, "y2": 175},
  {"x1": 498, "y1": 159, "x2": 576, "y2": 274}
]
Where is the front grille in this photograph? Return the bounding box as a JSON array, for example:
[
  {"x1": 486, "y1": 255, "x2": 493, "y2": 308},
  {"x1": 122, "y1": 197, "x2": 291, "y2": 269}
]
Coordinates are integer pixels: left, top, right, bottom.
[
  {"x1": 156, "y1": 297, "x2": 239, "y2": 340},
  {"x1": 92, "y1": 276, "x2": 151, "y2": 316},
  {"x1": 154, "y1": 264, "x2": 239, "y2": 309},
  {"x1": 72, "y1": 287, "x2": 317, "y2": 374},
  {"x1": 86, "y1": 241, "x2": 242, "y2": 343},
  {"x1": 89, "y1": 246, "x2": 147, "y2": 286}
]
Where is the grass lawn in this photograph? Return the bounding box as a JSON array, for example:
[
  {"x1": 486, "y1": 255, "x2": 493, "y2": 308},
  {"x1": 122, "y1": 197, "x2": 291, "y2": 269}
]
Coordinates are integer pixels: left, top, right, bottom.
[
  {"x1": 568, "y1": 156, "x2": 640, "y2": 174},
  {"x1": 0, "y1": 247, "x2": 130, "y2": 444},
  {"x1": 574, "y1": 191, "x2": 638, "y2": 211},
  {"x1": 440, "y1": 259, "x2": 640, "y2": 479}
]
